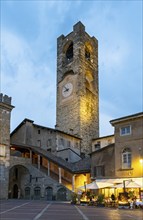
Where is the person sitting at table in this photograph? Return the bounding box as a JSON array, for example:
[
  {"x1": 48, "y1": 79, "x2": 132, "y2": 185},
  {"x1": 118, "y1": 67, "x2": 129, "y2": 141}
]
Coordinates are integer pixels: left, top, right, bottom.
[{"x1": 111, "y1": 193, "x2": 115, "y2": 201}]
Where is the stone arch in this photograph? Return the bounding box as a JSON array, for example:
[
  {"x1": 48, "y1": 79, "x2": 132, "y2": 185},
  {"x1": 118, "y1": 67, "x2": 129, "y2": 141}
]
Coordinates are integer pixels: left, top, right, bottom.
[
  {"x1": 62, "y1": 70, "x2": 75, "y2": 81},
  {"x1": 9, "y1": 165, "x2": 30, "y2": 199},
  {"x1": 57, "y1": 187, "x2": 67, "y2": 201},
  {"x1": 63, "y1": 40, "x2": 73, "y2": 53},
  {"x1": 45, "y1": 186, "x2": 53, "y2": 201}
]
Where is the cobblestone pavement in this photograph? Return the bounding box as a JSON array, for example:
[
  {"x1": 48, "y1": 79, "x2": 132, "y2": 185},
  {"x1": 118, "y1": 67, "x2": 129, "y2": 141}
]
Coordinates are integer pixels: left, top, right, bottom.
[{"x1": 0, "y1": 200, "x2": 143, "y2": 220}]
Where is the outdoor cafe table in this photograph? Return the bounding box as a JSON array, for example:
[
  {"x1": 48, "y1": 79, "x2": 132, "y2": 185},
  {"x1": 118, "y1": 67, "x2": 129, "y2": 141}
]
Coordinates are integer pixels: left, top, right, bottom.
[{"x1": 135, "y1": 201, "x2": 143, "y2": 208}]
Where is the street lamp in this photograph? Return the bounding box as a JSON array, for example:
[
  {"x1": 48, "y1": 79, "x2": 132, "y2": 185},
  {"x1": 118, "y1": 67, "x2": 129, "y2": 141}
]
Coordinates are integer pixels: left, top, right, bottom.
[
  {"x1": 123, "y1": 180, "x2": 127, "y2": 193},
  {"x1": 84, "y1": 181, "x2": 87, "y2": 192}
]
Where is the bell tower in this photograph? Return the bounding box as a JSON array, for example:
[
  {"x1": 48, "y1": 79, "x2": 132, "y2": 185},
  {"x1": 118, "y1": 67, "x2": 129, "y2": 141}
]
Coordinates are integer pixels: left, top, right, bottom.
[
  {"x1": 56, "y1": 22, "x2": 99, "y2": 154},
  {"x1": 0, "y1": 93, "x2": 14, "y2": 199}
]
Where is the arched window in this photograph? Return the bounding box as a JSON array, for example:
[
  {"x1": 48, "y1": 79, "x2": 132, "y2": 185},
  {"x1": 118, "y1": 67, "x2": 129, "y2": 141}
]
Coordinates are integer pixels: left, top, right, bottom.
[
  {"x1": 66, "y1": 43, "x2": 73, "y2": 60},
  {"x1": 122, "y1": 148, "x2": 132, "y2": 169},
  {"x1": 34, "y1": 187, "x2": 41, "y2": 199},
  {"x1": 25, "y1": 187, "x2": 30, "y2": 199},
  {"x1": 45, "y1": 187, "x2": 53, "y2": 201},
  {"x1": 84, "y1": 42, "x2": 93, "y2": 62},
  {"x1": 85, "y1": 47, "x2": 90, "y2": 60},
  {"x1": 57, "y1": 187, "x2": 67, "y2": 201}
]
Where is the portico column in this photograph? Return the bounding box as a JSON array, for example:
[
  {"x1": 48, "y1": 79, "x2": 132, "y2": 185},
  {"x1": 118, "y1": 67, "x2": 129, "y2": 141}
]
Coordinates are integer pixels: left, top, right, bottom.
[
  {"x1": 30, "y1": 150, "x2": 32, "y2": 164},
  {"x1": 72, "y1": 174, "x2": 75, "y2": 192},
  {"x1": 59, "y1": 167, "x2": 62, "y2": 184},
  {"x1": 47, "y1": 161, "x2": 50, "y2": 176},
  {"x1": 38, "y1": 155, "x2": 40, "y2": 170}
]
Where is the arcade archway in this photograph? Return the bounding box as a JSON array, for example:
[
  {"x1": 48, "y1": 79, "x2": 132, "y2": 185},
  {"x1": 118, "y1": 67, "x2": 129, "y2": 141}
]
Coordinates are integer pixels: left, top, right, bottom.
[{"x1": 9, "y1": 165, "x2": 30, "y2": 199}]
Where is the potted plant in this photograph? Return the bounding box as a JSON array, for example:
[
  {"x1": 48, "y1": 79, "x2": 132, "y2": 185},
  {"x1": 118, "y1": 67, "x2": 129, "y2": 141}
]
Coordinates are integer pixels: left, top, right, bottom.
[
  {"x1": 97, "y1": 194, "x2": 105, "y2": 207},
  {"x1": 71, "y1": 192, "x2": 77, "y2": 204}
]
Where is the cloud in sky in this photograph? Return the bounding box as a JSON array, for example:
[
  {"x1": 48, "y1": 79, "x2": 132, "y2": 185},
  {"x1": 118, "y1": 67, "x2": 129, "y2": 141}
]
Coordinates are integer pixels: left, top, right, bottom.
[{"x1": 1, "y1": 0, "x2": 142, "y2": 136}]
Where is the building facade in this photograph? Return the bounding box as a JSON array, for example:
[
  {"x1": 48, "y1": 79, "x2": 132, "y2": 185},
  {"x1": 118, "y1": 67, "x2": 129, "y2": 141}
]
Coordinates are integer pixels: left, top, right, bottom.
[
  {"x1": 110, "y1": 112, "x2": 143, "y2": 178},
  {"x1": 91, "y1": 112, "x2": 143, "y2": 181},
  {"x1": 10, "y1": 118, "x2": 82, "y2": 163}
]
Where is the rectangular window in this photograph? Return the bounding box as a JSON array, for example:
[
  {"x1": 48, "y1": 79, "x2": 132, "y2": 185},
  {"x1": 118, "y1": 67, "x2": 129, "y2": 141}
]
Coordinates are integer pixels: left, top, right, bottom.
[
  {"x1": 94, "y1": 165, "x2": 105, "y2": 177},
  {"x1": 47, "y1": 139, "x2": 52, "y2": 146},
  {"x1": 67, "y1": 141, "x2": 71, "y2": 148},
  {"x1": 120, "y1": 126, "x2": 131, "y2": 136},
  {"x1": 94, "y1": 141, "x2": 100, "y2": 150},
  {"x1": 60, "y1": 138, "x2": 64, "y2": 145},
  {"x1": 37, "y1": 140, "x2": 41, "y2": 147}
]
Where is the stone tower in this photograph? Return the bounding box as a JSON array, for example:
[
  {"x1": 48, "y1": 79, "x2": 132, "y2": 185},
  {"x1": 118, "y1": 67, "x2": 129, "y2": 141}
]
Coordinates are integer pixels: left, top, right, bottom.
[
  {"x1": 56, "y1": 22, "x2": 99, "y2": 154},
  {"x1": 0, "y1": 93, "x2": 14, "y2": 199}
]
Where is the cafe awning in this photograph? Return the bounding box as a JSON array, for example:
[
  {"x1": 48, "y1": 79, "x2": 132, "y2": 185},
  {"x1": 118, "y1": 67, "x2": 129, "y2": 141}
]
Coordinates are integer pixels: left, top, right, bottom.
[
  {"x1": 78, "y1": 181, "x2": 114, "y2": 190},
  {"x1": 113, "y1": 179, "x2": 142, "y2": 188}
]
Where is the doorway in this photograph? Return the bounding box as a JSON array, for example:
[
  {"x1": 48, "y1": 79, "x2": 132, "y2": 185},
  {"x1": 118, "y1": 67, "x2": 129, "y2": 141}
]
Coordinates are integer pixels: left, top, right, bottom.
[
  {"x1": 45, "y1": 187, "x2": 53, "y2": 200},
  {"x1": 57, "y1": 187, "x2": 67, "y2": 201},
  {"x1": 13, "y1": 184, "x2": 18, "y2": 198}
]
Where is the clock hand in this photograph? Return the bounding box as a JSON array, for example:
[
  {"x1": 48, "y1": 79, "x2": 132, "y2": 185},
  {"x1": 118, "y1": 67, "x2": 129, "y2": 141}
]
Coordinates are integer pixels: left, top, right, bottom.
[{"x1": 64, "y1": 86, "x2": 69, "y2": 92}]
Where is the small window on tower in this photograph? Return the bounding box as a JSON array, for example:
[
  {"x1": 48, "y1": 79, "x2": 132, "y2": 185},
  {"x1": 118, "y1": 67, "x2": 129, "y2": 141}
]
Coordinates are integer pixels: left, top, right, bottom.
[{"x1": 85, "y1": 49, "x2": 90, "y2": 61}]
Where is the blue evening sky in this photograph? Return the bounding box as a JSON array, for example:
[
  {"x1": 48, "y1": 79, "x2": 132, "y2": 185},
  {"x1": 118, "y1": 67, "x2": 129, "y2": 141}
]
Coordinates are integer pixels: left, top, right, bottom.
[{"x1": 1, "y1": 0, "x2": 142, "y2": 136}]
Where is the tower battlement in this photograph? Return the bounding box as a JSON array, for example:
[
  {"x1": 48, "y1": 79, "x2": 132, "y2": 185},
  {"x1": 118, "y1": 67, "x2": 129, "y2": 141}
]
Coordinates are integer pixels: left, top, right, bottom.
[{"x1": 0, "y1": 93, "x2": 12, "y2": 105}]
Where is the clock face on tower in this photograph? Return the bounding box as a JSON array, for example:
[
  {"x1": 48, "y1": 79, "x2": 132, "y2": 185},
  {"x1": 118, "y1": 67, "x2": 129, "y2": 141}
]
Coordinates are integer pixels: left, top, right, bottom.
[{"x1": 62, "y1": 82, "x2": 73, "y2": 98}]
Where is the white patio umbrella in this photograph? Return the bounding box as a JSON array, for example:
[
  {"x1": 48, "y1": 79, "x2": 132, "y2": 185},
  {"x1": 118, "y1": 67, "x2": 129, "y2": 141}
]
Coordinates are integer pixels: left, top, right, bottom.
[
  {"x1": 78, "y1": 181, "x2": 114, "y2": 190},
  {"x1": 114, "y1": 179, "x2": 142, "y2": 189}
]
